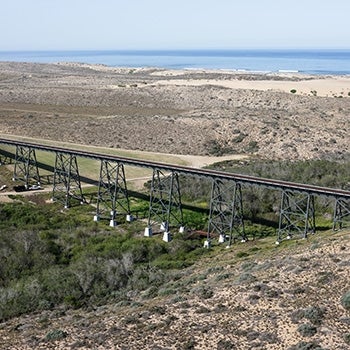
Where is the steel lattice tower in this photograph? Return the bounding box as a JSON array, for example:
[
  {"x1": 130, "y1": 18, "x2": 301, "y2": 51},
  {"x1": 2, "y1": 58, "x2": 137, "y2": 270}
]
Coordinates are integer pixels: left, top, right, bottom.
[
  {"x1": 52, "y1": 152, "x2": 85, "y2": 208},
  {"x1": 333, "y1": 197, "x2": 350, "y2": 230},
  {"x1": 144, "y1": 169, "x2": 184, "y2": 241},
  {"x1": 277, "y1": 190, "x2": 315, "y2": 243},
  {"x1": 13, "y1": 145, "x2": 40, "y2": 189},
  {"x1": 206, "y1": 179, "x2": 246, "y2": 247},
  {"x1": 94, "y1": 160, "x2": 132, "y2": 226}
]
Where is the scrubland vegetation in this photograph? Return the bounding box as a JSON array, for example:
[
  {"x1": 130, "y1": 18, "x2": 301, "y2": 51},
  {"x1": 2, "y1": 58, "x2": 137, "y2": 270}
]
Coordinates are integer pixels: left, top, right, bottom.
[{"x1": 1, "y1": 158, "x2": 349, "y2": 325}]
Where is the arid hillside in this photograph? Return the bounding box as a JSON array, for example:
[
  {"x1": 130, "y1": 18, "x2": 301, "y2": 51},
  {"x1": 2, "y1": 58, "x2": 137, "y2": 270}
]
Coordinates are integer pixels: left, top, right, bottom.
[
  {"x1": 0, "y1": 62, "x2": 349, "y2": 160},
  {"x1": 0, "y1": 228, "x2": 349, "y2": 350}
]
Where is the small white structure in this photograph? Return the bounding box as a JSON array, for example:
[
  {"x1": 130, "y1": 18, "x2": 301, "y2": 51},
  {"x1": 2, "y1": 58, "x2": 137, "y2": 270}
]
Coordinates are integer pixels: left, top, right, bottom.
[
  {"x1": 144, "y1": 227, "x2": 153, "y2": 237},
  {"x1": 218, "y1": 234, "x2": 226, "y2": 243},
  {"x1": 203, "y1": 239, "x2": 211, "y2": 249},
  {"x1": 160, "y1": 221, "x2": 168, "y2": 231},
  {"x1": 126, "y1": 214, "x2": 134, "y2": 222},
  {"x1": 162, "y1": 231, "x2": 172, "y2": 242},
  {"x1": 109, "y1": 219, "x2": 117, "y2": 227}
]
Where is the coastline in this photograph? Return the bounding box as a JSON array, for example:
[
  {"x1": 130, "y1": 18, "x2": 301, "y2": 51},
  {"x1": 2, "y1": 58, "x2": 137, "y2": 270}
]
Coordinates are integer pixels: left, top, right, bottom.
[
  {"x1": 1, "y1": 48, "x2": 350, "y2": 75},
  {"x1": 53, "y1": 61, "x2": 350, "y2": 97}
]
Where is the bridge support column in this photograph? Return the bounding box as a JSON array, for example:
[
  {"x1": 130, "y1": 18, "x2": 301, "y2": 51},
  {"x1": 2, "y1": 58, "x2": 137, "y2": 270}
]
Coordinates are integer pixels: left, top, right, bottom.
[
  {"x1": 207, "y1": 179, "x2": 246, "y2": 247},
  {"x1": 94, "y1": 160, "x2": 131, "y2": 226},
  {"x1": 52, "y1": 152, "x2": 85, "y2": 208},
  {"x1": 13, "y1": 145, "x2": 40, "y2": 189},
  {"x1": 276, "y1": 190, "x2": 315, "y2": 243},
  {"x1": 333, "y1": 198, "x2": 350, "y2": 230},
  {"x1": 145, "y1": 169, "x2": 184, "y2": 241}
]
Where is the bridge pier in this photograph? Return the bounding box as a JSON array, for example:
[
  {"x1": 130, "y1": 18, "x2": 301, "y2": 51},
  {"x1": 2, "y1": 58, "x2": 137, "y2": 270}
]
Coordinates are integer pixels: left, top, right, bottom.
[
  {"x1": 276, "y1": 190, "x2": 315, "y2": 243},
  {"x1": 206, "y1": 179, "x2": 246, "y2": 247},
  {"x1": 52, "y1": 152, "x2": 85, "y2": 208},
  {"x1": 144, "y1": 169, "x2": 184, "y2": 241},
  {"x1": 333, "y1": 197, "x2": 350, "y2": 230},
  {"x1": 94, "y1": 160, "x2": 132, "y2": 226},
  {"x1": 12, "y1": 145, "x2": 40, "y2": 189}
]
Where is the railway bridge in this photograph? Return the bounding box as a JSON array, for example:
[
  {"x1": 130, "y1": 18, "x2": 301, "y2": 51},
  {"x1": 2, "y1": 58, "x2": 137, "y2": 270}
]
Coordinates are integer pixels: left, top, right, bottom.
[{"x1": 0, "y1": 138, "x2": 349, "y2": 245}]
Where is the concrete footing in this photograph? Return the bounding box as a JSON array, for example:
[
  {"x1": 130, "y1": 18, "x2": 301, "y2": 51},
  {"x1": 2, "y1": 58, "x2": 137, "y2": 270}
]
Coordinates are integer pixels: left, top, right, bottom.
[
  {"x1": 162, "y1": 231, "x2": 172, "y2": 242},
  {"x1": 109, "y1": 219, "x2": 117, "y2": 227},
  {"x1": 218, "y1": 234, "x2": 226, "y2": 243},
  {"x1": 203, "y1": 239, "x2": 211, "y2": 249},
  {"x1": 144, "y1": 227, "x2": 153, "y2": 237}
]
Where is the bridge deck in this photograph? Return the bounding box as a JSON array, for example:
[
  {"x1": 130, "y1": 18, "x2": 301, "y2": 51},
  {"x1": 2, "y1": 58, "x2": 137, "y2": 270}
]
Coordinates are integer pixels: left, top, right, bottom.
[{"x1": 1, "y1": 138, "x2": 349, "y2": 199}]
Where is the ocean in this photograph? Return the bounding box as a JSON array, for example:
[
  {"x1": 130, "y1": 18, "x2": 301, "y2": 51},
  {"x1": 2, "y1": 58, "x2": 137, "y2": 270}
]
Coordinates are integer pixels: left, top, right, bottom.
[{"x1": 0, "y1": 49, "x2": 349, "y2": 75}]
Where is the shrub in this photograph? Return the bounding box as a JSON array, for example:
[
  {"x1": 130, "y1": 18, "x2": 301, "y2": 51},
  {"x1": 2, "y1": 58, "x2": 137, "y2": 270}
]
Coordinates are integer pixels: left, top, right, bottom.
[
  {"x1": 343, "y1": 333, "x2": 350, "y2": 345},
  {"x1": 297, "y1": 323, "x2": 317, "y2": 337},
  {"x1": 290, "y1": 89, "x2": 297, "y2": 94},
  {"x1": 217, "y1": 339, "x2": 236, "y2": 349},
  {"x1": 236, "y1": 251, "x2": 250, "y2": 258},
  {"x1": 237, "y1": 272, "x2": 257, "y2": 284},
  {"x1": 191, "y1": 285, "x2": 214, "y2": 299},
  {"x1": 303, "y1": 306, "x2": 325, "y2": 325},
  {"x1": 288, "y1": 341, "x2": 324, "y2": 350},
  {"x1": 341, "y1": 290, "x2": 350, "y2": 310},
  {"x1": 44, "y1": 329, "x2": 68, "y2": 342}
]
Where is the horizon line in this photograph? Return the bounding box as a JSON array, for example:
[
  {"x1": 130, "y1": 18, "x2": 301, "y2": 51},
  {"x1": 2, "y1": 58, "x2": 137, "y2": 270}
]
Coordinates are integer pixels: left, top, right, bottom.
[{"x1": 1, "y1": 47, "x2": 350, "y2": 53}]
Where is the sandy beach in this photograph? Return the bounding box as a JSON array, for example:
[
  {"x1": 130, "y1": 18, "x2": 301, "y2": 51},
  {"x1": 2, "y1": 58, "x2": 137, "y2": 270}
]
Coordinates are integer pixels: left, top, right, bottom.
[{"x1": 153, "y1": 72, "x2": 350, "y2": 97}]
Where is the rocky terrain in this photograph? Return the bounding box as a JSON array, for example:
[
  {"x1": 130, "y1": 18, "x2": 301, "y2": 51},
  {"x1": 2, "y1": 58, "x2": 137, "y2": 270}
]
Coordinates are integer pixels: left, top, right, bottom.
[{"x1": 0, "y1": 62, "x2": 349, "y2": 160}]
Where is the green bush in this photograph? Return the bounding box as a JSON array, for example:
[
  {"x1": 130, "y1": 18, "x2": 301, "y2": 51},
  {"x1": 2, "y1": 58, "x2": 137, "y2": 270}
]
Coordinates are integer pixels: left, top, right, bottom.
[
  {"x1": 341, "y1": 290, "x2": 350, "y2": 310},
  {"x1": 190, "y1": 285, "x2": 213, "y2": 299},
  {"x1": 303, "y1": 306, "x2": 325, "y2": 325},
  {"x1": 288, "y1": 341, "x2": 324, "y2": 350},
  {"x1": 297, "y1": 323, "x2": 317, "y2": 337},
  {"x1": 343, "y1": 333, "x2": 350, "y2": 345},
  {"x1": 45, "y1": 329, "x2": 68, "y2": 342}
]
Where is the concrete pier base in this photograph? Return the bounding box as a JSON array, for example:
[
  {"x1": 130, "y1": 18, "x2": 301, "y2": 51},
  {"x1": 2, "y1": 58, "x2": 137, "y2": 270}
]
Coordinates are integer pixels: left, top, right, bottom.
[
  {"x1": 109, "y1": 219, "x2": 117, "y2": 227},
  {"x1": 218, "y1": 234, "x2": 226, "y2": 243},
  {"x1": 162, "y1": 231, "x2": 172, "y2": 242},
  {"x1": 144, "y1": 227, "x2": 153, "y2": 237}
]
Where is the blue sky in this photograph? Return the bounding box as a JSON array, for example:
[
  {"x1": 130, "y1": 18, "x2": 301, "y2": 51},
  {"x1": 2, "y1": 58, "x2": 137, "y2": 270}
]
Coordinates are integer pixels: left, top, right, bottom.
[{"x1": 1, "y1": 0, "x2": 349, "y2": 50}]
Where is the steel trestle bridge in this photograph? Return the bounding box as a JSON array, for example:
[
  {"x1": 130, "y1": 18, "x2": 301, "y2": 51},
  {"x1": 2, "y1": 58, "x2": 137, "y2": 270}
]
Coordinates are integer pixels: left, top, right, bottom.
[{"x1": 0, "y1": 138, "x2": 349, "y2": 245}]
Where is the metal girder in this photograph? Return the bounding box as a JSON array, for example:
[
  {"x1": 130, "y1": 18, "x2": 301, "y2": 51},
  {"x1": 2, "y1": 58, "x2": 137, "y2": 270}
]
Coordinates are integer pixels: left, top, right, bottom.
[
  {"x1": 94, "y1": 160, "x2": 131, "y2": 226},
  {"x1": 52, "y1": 152, "x2": 85, "y2": 208},
  {"x1": 333, "y1": 198, "x2": 350, "y2": 230},
  {"x1": 207, "y1": 179, "x2": 246, "y2": 246},
  {"x1": 13, "y1": 146, "x2": 40, "y2": 189},
  {"x1": 277, "y1": 190, "x2": 315, "y2": 242},
  {"x1": 145, "y1": 169, "x2": 184, "y2": 239}
]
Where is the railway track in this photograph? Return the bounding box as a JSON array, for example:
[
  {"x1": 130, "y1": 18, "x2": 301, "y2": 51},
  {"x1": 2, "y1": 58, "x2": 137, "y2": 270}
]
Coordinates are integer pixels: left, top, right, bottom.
[{"x1": 1, "y1": 137, "x2": 350, "y2": 199}]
